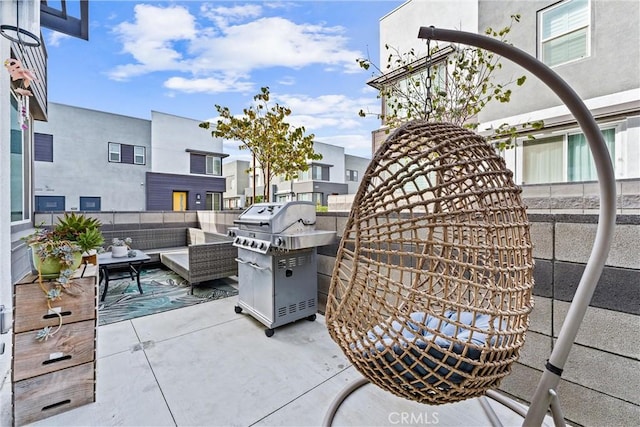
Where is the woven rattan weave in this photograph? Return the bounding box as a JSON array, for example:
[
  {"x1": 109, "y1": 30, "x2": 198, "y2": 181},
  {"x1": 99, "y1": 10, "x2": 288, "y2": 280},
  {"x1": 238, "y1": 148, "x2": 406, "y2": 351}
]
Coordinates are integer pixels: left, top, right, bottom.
[{"x1": 326, "y1": 120, "x2": 534, "y2": 405}]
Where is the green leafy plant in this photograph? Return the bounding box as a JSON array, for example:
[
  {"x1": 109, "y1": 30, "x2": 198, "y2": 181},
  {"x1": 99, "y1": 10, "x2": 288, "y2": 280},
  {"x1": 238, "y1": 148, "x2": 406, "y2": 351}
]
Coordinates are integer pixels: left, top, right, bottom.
[
  {"x1": 200, "y1": 86, "x2": 322, "y2": 203},
  {"x1": 357, "y1": 14, "x2": 543, "y2": 149},
  {"x1": 23, "y1": 225, "x2": 83, "y2": 342},
  {"x1": 76, "y1": 228, "x2": 105, "y2": 254},
  {"x1": 54, "y1": 212, "x2": 104, "y2": 253},
  {"x1": 23, "y1": 213, "x2": 104, "y2": 342}
]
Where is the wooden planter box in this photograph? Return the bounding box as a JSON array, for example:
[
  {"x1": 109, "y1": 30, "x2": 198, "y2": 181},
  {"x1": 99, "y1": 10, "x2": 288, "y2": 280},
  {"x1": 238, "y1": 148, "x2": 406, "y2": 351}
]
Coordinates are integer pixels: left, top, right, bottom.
[
  {"x1": 13, "y1": 362, "x2": 95, "y2": 426},
  {"x1": 12, "y1": 266, "x2": 98, "y2": 425},
  {"x1": 13, "y1": 274, "x2": 96, "y2": 334},
  {"x1": 13, "y1": 319, "x2": 96, "y2": 381}
]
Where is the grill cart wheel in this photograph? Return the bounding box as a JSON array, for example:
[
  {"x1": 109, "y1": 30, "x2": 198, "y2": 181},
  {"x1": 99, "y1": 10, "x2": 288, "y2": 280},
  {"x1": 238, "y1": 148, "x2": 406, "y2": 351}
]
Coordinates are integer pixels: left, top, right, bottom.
[
  {"x1": 265, "y1": 328, "x2": 275, "y2": 338},
  {"x1": 234, "y1": 306, "x2": 243, "y2": 314},
  {"x1": 307, "y1": 314, "x2": 317, "y2": 321}
]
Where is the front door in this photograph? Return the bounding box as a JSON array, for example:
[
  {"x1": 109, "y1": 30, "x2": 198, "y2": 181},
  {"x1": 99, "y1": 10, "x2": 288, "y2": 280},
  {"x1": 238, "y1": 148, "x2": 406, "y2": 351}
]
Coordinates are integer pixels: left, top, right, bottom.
[{"x1": 172, "y1": 191, "x2": 187, "y2": 211}]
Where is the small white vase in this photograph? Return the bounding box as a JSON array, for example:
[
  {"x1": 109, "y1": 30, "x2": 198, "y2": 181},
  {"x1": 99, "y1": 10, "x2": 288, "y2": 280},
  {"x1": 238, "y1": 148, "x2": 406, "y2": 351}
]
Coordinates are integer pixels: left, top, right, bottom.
[{"x1": 112, "y1": 246, "x2": 128, "y2": 258}]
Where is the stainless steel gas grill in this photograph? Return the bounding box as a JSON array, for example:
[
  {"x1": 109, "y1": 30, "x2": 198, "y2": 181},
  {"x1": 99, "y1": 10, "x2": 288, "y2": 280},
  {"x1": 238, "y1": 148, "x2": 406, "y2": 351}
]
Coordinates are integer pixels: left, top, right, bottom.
[{"x1": 228, "y1": 201, "x2": 336, "y2": 337}]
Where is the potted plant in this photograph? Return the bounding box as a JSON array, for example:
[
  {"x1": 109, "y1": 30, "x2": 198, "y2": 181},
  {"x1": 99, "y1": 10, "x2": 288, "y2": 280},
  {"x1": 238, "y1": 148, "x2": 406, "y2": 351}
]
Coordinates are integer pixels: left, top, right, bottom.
[
  {"x1": 54, "y1": 212, "x2": 104, "y2": 264},
  {"x1": 24, "y1": 226, "x2": 83, "y2": 284},
  {"x1": 108, "y1": 237, "x2": 132, "y2": 258}
]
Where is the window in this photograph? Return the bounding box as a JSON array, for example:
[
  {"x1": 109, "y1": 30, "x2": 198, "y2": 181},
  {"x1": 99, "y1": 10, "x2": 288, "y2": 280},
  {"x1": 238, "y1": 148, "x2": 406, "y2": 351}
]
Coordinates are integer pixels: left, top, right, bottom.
[
  {"x1": 108, "y1": 142, "x2": 121, "y2": 162},
  {"x1": 190, "y1": 153, "x2": 222, "y2": 176},
  {"x1": 346, "y1": 169, "x2": 358, "y2": 182},
  {"x1": 34, "y1": 133, "x2": 53, "y2": 162},
  {"x1": 206, "y1": 155, "x2": 222, "y2": 176},
  {"x1": 568, "y1": 128, "x2": 615, "y2": 181},
  {"x1": 523, "y1": 136, "x2": 564, "y2": 184},
  {"x1": 521, "y1": 127, "x2": 615, "y2": 184},
  {"x1": 299, "y1": 164, "x2": 329, "y2": 181},
  {"x1": 205, "y1": 192, "x2": 222, "y2": 210},
  {"x1": 134, "y1": 146, "x2": 145, "y2": 165},
  {"x1": 109, "y1": 142, "x2": 145, "y2": 164},
  {"x1": 10, "y1": 94, "x2": 30, "y2": 222},
  {"x1": 539, "y1": 0, "x2": 590, "y2": 67},
  {"x1": 80, "y1": 197, "x2": 101, "y2": 211},
  {"x1": 35, "y1": 196, "x2": 65, "y2": 212}
]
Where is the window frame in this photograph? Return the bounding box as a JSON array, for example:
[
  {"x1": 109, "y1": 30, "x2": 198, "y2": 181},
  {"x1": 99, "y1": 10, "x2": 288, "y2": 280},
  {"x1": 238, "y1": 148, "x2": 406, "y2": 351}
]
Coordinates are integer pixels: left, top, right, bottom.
[
  {"x1": 10, "y1": 92, "x2": 31, "y2": 223},
  {"x1": 205, "y1": 155, "x2": 222, "y2": 176},
  {"x1": 34, "y1": 132, "x2": 54, "y2": 162},
  {"x1": 134, "y1": 146, "x2": 146, "y2": 165},
  {"x1": 538, "y1": 0, "x2": 591, "y2": 67},
  {"x1": 108, "y1": 142, "x2": 121, "y2": 163},
  {"x1": 518, "y1": 125, "x2": 617, "y2": 185}
]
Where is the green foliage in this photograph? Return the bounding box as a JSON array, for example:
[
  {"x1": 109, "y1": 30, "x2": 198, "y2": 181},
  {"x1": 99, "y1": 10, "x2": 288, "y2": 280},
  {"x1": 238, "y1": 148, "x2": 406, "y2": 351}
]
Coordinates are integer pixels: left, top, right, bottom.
[
  {"x1": 75, "y1": 228, "x2": 105, "y2": 254},
  {"x1": 200, "y1": 86, "x2": 321, "y2": 202},
  {"x1": 54, "y1": 212, "x2": 104, "y2": 253},
  {"x1": 357, "y1": 14, "x2": 542, "y2": 149}
]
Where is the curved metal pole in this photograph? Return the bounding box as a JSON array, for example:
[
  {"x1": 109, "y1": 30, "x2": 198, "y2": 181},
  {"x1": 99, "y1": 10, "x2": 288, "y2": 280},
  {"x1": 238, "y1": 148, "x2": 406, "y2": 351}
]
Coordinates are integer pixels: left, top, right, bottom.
[{"x1": 418, "y1": 27, "x2": 616, "y2": 426}]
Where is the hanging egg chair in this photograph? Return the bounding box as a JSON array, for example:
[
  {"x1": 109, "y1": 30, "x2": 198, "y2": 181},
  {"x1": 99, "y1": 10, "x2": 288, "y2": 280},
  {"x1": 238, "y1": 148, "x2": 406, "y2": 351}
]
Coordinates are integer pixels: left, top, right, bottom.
[{"x1": 326, "y1": 120, "x2": 534, "y2": 405}]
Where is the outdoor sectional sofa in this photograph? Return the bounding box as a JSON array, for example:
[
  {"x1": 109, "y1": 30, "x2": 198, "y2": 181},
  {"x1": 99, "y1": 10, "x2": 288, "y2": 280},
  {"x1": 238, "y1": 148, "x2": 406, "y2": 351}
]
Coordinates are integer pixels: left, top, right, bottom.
[{"x1": 100, "y1": 227, "x2": 238, "y2": 292}]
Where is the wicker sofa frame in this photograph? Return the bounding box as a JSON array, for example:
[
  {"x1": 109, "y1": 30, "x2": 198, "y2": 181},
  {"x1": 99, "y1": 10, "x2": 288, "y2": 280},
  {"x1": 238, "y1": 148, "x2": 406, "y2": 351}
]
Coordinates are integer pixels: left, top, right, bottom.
[
  {"x1": 101, "y1": 227, "x2": 237, "y2": 291},
  {"x1": 159, "y1": 229, "x2": 238, "y2": 291}
]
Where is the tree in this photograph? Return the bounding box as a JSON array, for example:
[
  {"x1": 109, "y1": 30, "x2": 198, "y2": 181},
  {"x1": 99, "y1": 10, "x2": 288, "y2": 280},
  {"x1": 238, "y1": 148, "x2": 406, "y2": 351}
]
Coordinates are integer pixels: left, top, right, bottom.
[
  {"x1": 200, "y1": 87, "x2": 321, "y2": 203},
  {"x1": 358, "y1": 14, "x2": 542, "y2": 149}
]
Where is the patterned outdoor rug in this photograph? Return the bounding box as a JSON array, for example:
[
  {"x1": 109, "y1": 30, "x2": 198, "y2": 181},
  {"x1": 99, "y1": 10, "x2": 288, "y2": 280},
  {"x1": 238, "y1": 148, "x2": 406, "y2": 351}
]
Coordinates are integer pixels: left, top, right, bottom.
[{"x1": 98, "y1": 266, "x2": 238, "y2": 326}]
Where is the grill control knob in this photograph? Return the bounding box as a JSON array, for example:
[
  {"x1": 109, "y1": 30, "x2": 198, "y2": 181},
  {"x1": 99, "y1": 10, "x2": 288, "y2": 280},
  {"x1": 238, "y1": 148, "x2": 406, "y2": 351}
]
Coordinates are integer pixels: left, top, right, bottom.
[
  {"x1": 275, "y1": 237, "x2": 284, "y2": 246},
  {"x1": 234, "y1": 237, "x2": 240, "y2": 244},
  {"x1": 242, "y1": 239, "x2": 249, "y2": 246},
  {"x1": 251, "y1": 241, "x2": 257, "y2": 248},
  {"x1": 259, "y1": 243, "x2": 266, "y2": 250}
]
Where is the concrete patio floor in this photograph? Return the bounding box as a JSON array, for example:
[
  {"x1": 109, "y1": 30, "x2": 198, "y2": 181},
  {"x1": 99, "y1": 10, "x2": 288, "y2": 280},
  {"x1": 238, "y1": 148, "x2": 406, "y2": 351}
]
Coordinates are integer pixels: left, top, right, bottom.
[{"x1": 2, "y1": 295, "x2": 550, "y2": 427}]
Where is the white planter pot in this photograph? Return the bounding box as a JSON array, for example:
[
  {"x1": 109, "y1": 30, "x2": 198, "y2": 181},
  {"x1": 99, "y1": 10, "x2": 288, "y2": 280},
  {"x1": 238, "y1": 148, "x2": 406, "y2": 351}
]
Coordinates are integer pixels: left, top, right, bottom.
[{"x1": 112, "y1": 246, "x2": 128, "y2": 258}]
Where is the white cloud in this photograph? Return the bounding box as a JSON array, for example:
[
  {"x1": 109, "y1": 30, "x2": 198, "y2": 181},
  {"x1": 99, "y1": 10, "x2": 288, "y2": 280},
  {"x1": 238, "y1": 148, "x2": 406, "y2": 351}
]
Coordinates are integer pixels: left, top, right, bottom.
[
  {"x1": 107, "y1": 3, "x2": 364, "y2": 85},
  {"x1": 108, "y1": 4, "x2": 197, "y2": 80},
  {"x1": 273, "y1": 92, "x2": 379, "y2": 132},
  {"x1": 164, "y1": 75, "x2": 254, "y2": 94},
  {"x1": 200, "y1": 3, "x2": 263, "y2": 29},
  {"x1": 46, "y1": 31, "x2": 71, "y2": 47}
]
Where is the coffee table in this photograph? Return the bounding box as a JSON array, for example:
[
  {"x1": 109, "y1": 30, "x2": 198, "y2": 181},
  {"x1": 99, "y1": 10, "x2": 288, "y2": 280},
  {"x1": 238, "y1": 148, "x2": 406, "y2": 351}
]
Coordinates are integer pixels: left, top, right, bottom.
[{"x1": 98, "y1": 251, "x2": 150, "y2": 301}]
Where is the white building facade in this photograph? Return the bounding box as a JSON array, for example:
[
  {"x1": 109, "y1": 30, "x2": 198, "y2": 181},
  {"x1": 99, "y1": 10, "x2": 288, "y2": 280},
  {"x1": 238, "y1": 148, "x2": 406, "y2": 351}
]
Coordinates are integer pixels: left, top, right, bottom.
[{"x1": 375, "y1": 0, "x2": 639, "y2": 211}]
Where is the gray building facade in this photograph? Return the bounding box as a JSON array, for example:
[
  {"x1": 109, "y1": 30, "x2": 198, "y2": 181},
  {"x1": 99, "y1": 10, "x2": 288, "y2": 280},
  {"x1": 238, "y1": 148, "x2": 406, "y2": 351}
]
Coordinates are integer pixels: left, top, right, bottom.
[{"x1": 33, "y1": 104, "x2": 227, "y2": 212}]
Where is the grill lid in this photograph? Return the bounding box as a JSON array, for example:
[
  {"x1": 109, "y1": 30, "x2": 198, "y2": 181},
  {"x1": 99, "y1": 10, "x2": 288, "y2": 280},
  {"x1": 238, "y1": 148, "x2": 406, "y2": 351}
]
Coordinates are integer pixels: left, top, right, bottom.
[
  {"x1": 230, "y1": 201, "x2": 336, "y2": 251},
  {"x1": 234, "y1": 201, "x2": 317, "y2": 234}
]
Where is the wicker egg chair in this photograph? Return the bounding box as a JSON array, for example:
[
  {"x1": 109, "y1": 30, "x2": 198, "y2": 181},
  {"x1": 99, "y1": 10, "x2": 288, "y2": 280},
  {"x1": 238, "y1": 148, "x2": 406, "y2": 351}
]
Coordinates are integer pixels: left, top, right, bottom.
[{"x1": 326, "y1": 120, "x2": 534, "y2": 405}]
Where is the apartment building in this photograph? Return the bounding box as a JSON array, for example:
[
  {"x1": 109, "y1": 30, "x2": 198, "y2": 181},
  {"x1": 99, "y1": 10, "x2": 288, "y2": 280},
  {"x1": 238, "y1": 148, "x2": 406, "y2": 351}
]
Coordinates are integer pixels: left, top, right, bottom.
[
  {"x1": 33, "y1": 103, "x2": 228, "y2": 212},
  {"x1": 223, "y1": 160, "x2": 250, "y2": 210},
  {"x1": 375, "y1": 0, "x2": 639, "y2": 212}
]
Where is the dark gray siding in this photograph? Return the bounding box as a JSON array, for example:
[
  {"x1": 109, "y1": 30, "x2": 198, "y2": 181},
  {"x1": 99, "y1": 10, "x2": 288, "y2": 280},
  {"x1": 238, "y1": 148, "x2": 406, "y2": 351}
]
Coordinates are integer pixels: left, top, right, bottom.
[
  {"x1": 34, "y1": 133, "x2": 54, "y2": 162},
  {"x1": 146, "y1": 172, "x2": 226, "y2": 210}
]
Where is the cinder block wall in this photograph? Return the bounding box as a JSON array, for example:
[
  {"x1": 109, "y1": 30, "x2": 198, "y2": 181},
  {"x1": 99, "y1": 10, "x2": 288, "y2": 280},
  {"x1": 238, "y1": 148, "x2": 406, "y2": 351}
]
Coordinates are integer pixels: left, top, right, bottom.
[{"x1": 316, "y1": 212, "x2": 640, "y2": 427}]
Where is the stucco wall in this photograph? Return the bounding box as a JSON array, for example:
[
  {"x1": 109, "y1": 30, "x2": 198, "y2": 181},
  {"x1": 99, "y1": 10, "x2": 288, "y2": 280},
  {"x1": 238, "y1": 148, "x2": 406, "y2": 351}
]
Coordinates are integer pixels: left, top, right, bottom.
[
  {"x1": 379, "y1": 0, "x2": 479, "y2": 69},
  {"x1": 33, "y1": 103, "x2": 151, "y2": 211},
  {"x1": 477, "y1": 0, "x2": 640, "y2": 121},
  {"x1": 150, "y1": 111, "x2": 224, "y2": 175}
]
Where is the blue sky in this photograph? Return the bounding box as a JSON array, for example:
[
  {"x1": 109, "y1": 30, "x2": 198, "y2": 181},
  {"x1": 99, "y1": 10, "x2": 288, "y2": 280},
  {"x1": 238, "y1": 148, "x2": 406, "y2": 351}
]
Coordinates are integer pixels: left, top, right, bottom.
[{"x1": 42, "y1": 0, "x2": 405, "y2": 162}]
